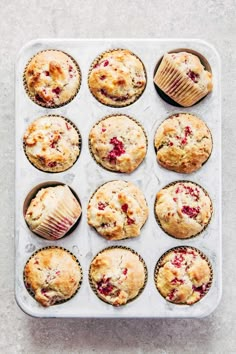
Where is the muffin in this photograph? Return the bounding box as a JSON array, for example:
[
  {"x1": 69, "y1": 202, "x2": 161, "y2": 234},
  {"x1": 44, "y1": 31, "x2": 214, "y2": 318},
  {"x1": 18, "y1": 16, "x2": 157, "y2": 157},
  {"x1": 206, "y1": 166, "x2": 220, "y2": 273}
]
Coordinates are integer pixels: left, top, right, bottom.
[
  {"x1": 89, "y1": 247, "x2": 147, "y2": 306},
  {"x1": 154, "y1": 51, "x2": 213, "y2": 107},
  {"x1": 24, "y1": 247, "x2": 82, "y2": 307},
  {"x1": 24, "y1": 50, "x2": 81, "y2": 107},
  {"x1": 88, "y1": 49, "x2": 146, "y2": 107},
  {"x1": 89, "y1": 115, "x2": 147, "y2": 173},
  {"x1": 23, "y1": 115, "x2": 81, "y2": 173},
  {"x1": 87, "y1": 180, "x2": 148, "y2": 240},
  {"x1": 154, "y1": 247, "x2": 212, "y2": 305},
  {"x1": 154, "y1": 113, "x2": 212, "y2": 173},
  {"x1": 155, "y1": 181, "x2": 212, "y2": 239},
  {"x1": 25, "y1": 185, "x2": 82, "y2": 240}
]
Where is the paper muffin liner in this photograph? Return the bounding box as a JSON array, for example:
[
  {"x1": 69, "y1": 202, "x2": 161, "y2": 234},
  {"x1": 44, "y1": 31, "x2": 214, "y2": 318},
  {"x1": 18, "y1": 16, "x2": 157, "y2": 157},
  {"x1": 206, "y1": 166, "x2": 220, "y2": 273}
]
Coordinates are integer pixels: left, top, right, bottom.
[
  {"x1": 87, "y1": 179, "x2": 149, "y2": 241},
  {"x1": 88, "y1": 245, "x2": 148, "y2": 306},
  {"x1": 153, "y1": 112, "x2": 213, "y2": 173},
  {"x1": 23, "y1": 246, "x2": 83, "y2": 306},
  {"x1": 25, "y1": 184, "x2": 82, "y2": 240},
  {"x1": 88, "y1": 113, "x2": 148, "y2": 173},
  {"x1": 154, "y1": 246, "x2": 213, "y2": 305},
  {"x1": 23, "y1": 115, "x2": 82, "y2": 173},
  {"x1": 154, "y1": 180, "x2": 213, "y2": 240},
  {"x1": 23, "y1": 49, "x2": 82, "y2": 108},
  {"x1": 154, "y1": 55, "x2": 209, "y2": 107},
  {"x1": 87, "y1": 48, "x2": 147, "y2": 108}
]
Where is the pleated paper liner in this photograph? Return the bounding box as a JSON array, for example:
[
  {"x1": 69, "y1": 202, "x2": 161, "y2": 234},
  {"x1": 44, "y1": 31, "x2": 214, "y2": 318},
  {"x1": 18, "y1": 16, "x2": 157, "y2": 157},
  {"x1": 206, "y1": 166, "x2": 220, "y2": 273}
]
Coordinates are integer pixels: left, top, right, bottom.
[
  {"x1": 154, "y1": 246, "x2": 213, "y2": 305},
  {"x1": 23, "y1": 181, "x2": 82, "y2": 240},
  {"x1": 88, "y1": 245, "x2": 148, "y2": 306},
  {"x1": 153, "y1": 48, "x2": 212, "y2": 107},
  {"x1": 87, "y1": 179, "x2": 149, "y2": 241},
  {"x1": 23, "y1": 246, "x2": 83, "y2": 306},
  {"x1": 87, "y1": 48, "x2": 147, "y2": 107},
  {"x1": 154, "y1": 180, "x2": 213, "y2": 240},
  {"x1": 23, "y1": 49, "x2": 82, "y2": 108},
  {"x1": 23, "y1": 115, "x2": 82, "y2": 173},
  {"x1": 88, "y1": 113, "x2": 148, "y2": 173},
  {"x1": 153, "y1": 112, "x2": 213, "y2": 173}
]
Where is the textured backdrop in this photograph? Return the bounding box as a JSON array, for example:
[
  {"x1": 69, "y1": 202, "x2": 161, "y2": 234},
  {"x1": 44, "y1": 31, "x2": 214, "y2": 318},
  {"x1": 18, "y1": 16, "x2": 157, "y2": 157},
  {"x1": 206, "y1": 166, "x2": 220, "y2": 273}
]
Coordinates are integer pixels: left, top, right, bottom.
[{"x1": 0, "y1": 0, "x2": 235, "y2": 353}]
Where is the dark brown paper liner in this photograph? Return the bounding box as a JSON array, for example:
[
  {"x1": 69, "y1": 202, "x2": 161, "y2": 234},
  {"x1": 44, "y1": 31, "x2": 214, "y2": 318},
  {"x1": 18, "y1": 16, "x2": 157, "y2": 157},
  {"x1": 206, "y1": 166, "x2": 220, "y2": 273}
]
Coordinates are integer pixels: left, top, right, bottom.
[
  {"x1": 23, "y1": 114, "x2": 82, "y2": 173},
  {"x1": 88, "y1": 246, "x2": 147, "y2": 306},
  {"x1": 23, "y1": 49, "x2": 82, "y2": 108},
  {"x1": 87, "y1": 48, "x2": 147, "y2": 108},
  {"x1": 89, "y1": 113, "x2": 148, "y2": 173},
  {"x1": 87, "y1": 179, "x2": 149, "y2": 241},
  {"x1": 23, "y1": 182, "x2": 82, "y2": 240},
  {"x1": 153, "y1": 50, "x2": 212, "y2": 107},
  {"x1": 23, "y1": 246, "x2": 83, "y2": 306},
  {"x1": 154, "y1": 180, "x2": 213, "y2": 239},
  {"x1": 153, "y1": 112, "x2": 213, "y2": 173},
  {"x1": 154, "y1": 246, "x2": 213, "y2": 305}
]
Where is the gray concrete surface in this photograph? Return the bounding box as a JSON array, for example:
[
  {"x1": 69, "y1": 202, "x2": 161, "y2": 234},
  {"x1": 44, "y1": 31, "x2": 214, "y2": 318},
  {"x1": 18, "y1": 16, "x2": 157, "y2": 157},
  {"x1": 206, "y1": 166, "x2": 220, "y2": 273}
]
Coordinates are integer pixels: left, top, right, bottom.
[{"x1": 0, "y1": 0, "x2": 235, "y2": 353}]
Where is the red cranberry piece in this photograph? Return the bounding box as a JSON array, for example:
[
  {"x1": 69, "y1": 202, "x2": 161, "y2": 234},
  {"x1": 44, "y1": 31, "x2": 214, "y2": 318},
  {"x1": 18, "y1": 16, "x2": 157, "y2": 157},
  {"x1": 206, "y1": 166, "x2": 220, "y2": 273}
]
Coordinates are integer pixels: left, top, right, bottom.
[
  {"x1": 98, "y1": 202, "x2": 106, "y2": 210},
  {"x1": 52, "y1": 87, "x2": 61, "y2": 95},
  {"x1": 192, "y1": 284, "x2": 206, "y2": 296},
  {"x1": 127, "y1": 217, "x2": 135, "y2": 225},
  {"x1": 123, "y1": 268, "x2": 128, "y2": 275},
  {"x1": 175, "y1": 187, "x2": 181, "y2": 194},
  {"x1": 172, "y1": 254, "x2": 184, "y2": 268},
  {"x1": 121, "y1": 204, "x2": 128, "y2": 213},
  {"x1": 69, "y1": 65, "x2": 73, "y2": 72},
  {"x1": 187, "y1": 70, "x2": 199, "y2": 83},
  {"x1": 47, "y1": 161, "x2": 57, "y2": 168},
  {"x1": 107, "y1": 137, "x2": 125, "y2": 163},
  {"x1": 100, "y1": 75, "x2": 106, "y2": 80},
  {"x1": 41, "y1": 288, "x2": 47, "y2": 294},
  {"x1": 101, "y1": 128, "x2": 106, "y2": 132},
  {"x1": 184, "y1": 126, "x2": 192, "y2": 137},
  {"x1": 34, "y1": 260, "x2": 39, "y2": 265},
  {"x1": 65, "y1": 122, "x2": 71, "y2": 130},
  {"x1": 181, "y1": 137, "x2": 187, "y2": 145},
  {"x1": 173, "y1": 197, "x2": 177, "y2": 202},
  {"x1": 50, "y1": 141, "x2": 56, "y2": 149},
  {"x1": 103, "y1": 60, "x2": 109, "y2": 67},
  {"x1": 56, "y1": 271, "x2": 60, "y2": 275},
  {"x1": 171, "y1": 278, "x2": 184, "y2": 285},
  {"x1": 169, "y1": 141, "x2": 174, "y2": 146},
  {"x1": 181, "y1": 205, "x2": 200, "y2": 219},
  {"x1": 35, "y1": 94, "x2": 45, "y2": 103},
  {"x1": 44, "y1": 71, "x2": 50, "y2": 76},
  {"x1": 168, "y1": 289, "x2": 177, "y2": 301}
]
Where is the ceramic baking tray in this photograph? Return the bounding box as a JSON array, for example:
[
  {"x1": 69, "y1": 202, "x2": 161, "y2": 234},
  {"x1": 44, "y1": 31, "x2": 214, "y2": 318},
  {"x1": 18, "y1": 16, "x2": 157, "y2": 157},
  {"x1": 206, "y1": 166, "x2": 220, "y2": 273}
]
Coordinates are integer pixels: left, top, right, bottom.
[{"x1": 15, "y1": 39, "x2": 221, "y2": 318}]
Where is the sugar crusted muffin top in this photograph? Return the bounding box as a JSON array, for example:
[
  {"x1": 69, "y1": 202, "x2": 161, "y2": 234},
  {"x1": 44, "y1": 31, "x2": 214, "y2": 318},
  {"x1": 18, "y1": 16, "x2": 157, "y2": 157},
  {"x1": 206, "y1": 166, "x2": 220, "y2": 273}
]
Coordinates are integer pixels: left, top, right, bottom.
[
  {"x1": 88, "y1": 49, "x2": 146, "y2": 107},
  {"x1": 90, "y1": 248, "x2": 146, "y2": 306},
  {"x1": 89, "y1": 115, "x2": 147, "y2": 173},
  {"x1": 24, "y1": 247, "x2": 82, "y2": 307},
  {"x1": 155, "y1": 247, "x2": 212, "y2": 305},
  {"x1": 155, "y1": 181, "x2": 212, "y2": 239},
  {"x1": 25, "y1": 50, "x2": 80, "y2": 107},
  {"x1": 154, "y1": 113, "x2": 212, "y2": 173},
  {"x1": 25, "y1": 185, "x2": 82, "y2": 240},
  {"x1": 24, "y1": 115, "x2": 80, "y2": 172},
  {"x1": 87, "y1": 180, "x2": 148, "y2": 240}
]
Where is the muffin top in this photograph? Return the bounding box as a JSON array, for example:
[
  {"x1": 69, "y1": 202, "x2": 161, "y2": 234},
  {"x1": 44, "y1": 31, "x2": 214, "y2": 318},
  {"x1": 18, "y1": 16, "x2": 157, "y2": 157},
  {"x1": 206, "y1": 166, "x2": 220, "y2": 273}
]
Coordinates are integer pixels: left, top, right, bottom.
[
  {"x1": 155, "y1": 181, "x2": 212, "y2": 239},
  {"x1": 90, "y1": 248, "x2": 146, "y2": 306},
  {"x1": 88, "y1": 49, "x2": 146, "y2": 107},
  {"x1": 24, "y1": 115, "x2": 80, "y2": 172},
  {"x1": 25, "y1": 185, "x2": 81, "y2": 240},
  {"x1": 89, "y1": 115, "x2": 147, "y2": 173},
  {"x1": 87, "y1": 180, "x2": 148, "y2": 240},
  {"x1": 24, "y1": 247, "x2": 82, "y2": 307},
  {"x1": 155, "y1": 247, "x2": 212, "y2": 305},
  {"x1": 154, "y1": 113, "x2": 212, "y2": 173},
  {"x1": 24, "y1": 50, "x2": 81, "y2": 107},
  {"x1": 162, "y1": 52, "x2": 212, "y2": 92}
]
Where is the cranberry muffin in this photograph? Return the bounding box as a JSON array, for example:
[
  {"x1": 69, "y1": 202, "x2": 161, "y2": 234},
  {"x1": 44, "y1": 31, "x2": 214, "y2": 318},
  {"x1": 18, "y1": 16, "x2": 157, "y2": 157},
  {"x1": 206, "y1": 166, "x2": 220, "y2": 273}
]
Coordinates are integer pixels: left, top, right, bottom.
[
  {"x1": 155, "y1": 181, "x2": 212, "y2": 239},
  {"x1": 24, "y1": 50, "x2": 81, "y2": 107},
  {"x1": 89, "y1": 115, "x2": 147, "y2": 173},
  {"x1": 88, "y1": 49, "x2": 146, "y2": 107},
  {"x1": 24, "y1": 115, "x2": 80, "y2": 172},
  {"x1": 155, "y1": 247, "x2": 212, "y2": 305},
  {"x1": 25, "y1": 185, "x2": 81, "y2": 240},
  {"x1": 89, "y1": 247, "x2": 147, "y2": 306},
  {"x1": 24, "y1": 247, "x2": 82, "y2": 307},
  {"x1": 154, "y1": 51, "x2": 213, "y2": 107},
  {"x1": 154, "y1": 113, "x2": 212, "y2": 173},
  {"x1": 87, "y1": 180, "x2": 148, "y2": 240}
]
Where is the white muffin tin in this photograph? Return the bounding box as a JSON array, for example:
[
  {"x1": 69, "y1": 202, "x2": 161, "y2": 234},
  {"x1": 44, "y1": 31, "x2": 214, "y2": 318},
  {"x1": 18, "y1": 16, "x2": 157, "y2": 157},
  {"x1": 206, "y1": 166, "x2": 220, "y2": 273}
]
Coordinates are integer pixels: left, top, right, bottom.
[{"x1": 15, "y1": 39, "x2": 221, "y2": 318}]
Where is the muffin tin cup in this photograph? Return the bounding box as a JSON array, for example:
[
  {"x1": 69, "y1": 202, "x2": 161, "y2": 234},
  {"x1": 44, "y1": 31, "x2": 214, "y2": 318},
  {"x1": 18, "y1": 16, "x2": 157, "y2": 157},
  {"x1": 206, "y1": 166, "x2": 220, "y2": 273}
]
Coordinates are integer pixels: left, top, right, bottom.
[
  {"x1": 154, "y1": 246, "x2": 213, "y2": 305},
  {"x1": 23, "y1": 246, "x2": 83, "y2": 306},
  {"x1": 153, "y1": 112, "x2": 213, "y2": 174},
  {"x1": 88, "y1": 113, "x2": 148, "y2": 174},
  {"x1": 23, "y1": 114, "x2": 82, "y2": 173},
  {"x1": 88, "y1": 245, "x2": 148, "y2": 306},
  {"x1": 16, "y1": 39, "x2": 221, "y2": 318},
  {"x1": 23, "y1": 49, "x2": 82, "y2": 108},
  {"x1": 154, "y1": 180, "x2": 213, "y2": 240},
  {"x1": 87, "y1": 48, "x2": 147, "y2": 108}
]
